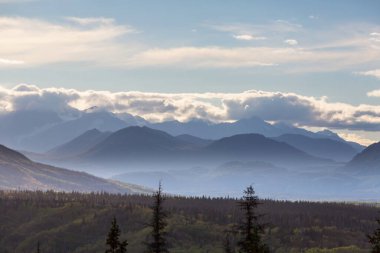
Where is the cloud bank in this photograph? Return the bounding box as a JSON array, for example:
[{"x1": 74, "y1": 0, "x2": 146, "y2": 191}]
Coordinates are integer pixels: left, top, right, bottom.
[{"x1": 2, "y1": 84, "x2": 380, "y2": 132}]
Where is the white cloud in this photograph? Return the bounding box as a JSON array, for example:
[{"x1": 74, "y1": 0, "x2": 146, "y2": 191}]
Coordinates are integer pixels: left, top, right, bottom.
[
  {"x1": 284, "y1": 39, "x2": 298, "y2": 46},
  {"x1": 206, "y1": 20, "x2": 302, "y2": 36},
  {"x1": 2, "y1": 84, "x2": 380, "y2": 133},
  {"x1": 0, "y1": 58, "x2": 25, "y2": 65},
  {"x1": 127, "y1": 45, "x2": 380, "y2": 72},
  {"x1": 128, "y1": 47, "x2": 279, "y2": 68},
  {"x1": 338, "y1": 132, "x2": 375, "y2": 146},
  {"x1": 367, "y1": 89, "x2": 380, "y2": 97},
  {"x1": 274, "y1": 19, "x2": 303, "y2": 32},
  {"x1": 0, "y1": 16, "x2": 135, "y2": 68},
  {"x1": 0, "y1": 16, "x2": 379, "y2": 72},
  {"x1": 232, "y1": 34, "x2": 266, "y2": 41},
  {"x1": 65, "y1": 17, "x2": 117, "y2": 26},
  {"x1": 359, "y1": 69, "x2": 380, "y2": 80}
]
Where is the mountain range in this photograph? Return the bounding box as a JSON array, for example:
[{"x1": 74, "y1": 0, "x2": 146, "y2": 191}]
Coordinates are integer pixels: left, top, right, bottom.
[
  {"x1": 110, "y1": 141, "x2": 380, "y2": 199},
  {"x1": 31, "y1": 126, "x2": 334, "y2": 176},
  {"x1": 147, "y1": 117, "x2": 364, "y2": 152},
  {"x1": 0, "y1": 109, "x2": 365, "y2": 154},
  {"x1": 0, "y1": 108, "x2": 379, "y2": 199},
  {"x1": 37, "y1": 125, "x2": 360, "y2": 167},
  {"x1": 0, "y1": 144, "x2": 149, "y2": 193}
]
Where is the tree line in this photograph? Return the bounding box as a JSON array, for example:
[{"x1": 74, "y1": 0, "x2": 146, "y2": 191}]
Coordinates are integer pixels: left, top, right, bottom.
[
  {"x1": 103, "y1": 184, "x2": 270, "y2": 253},
  {"x1": 102, "y1": 183, "x2": 380, "y2": 253},
  {"x1": 0, "y1": 188, "x2": 379, "y2": 252}
]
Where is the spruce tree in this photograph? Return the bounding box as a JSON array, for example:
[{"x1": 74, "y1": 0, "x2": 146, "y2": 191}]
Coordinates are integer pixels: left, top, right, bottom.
[
  {"x1": 146, "y1": 182, "x2": 169, "y2": 253},
  {"x1": 237, "y1": 186, "x2": 269, "y2": 253},
  {"x1": 105, "y1": 217, "x2": 128, "y2": 253},
  {"x1": 224, "y1": 233, "x2": 234, "y2": 253},
  {"x1": 369, "y1": 217, "x2": 380, "y2": 253}
]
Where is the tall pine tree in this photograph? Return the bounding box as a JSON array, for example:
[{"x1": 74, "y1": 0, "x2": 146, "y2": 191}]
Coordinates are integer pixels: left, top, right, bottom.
[
  {"x1": 146, "y1": 182, "x2": 169, "y2": 253},
  {"x1": 105, "y1": 217, "x2": 128, "y2": 253},
  {"x1": 369, "y1": 217, "x2": 380, "y2": 253},
  {"x1": 224, "y1": 233, "x2": 234, "y2": 253},
  {"x1": 237, "y1": 186, "x2": 269, "y2": 253}
]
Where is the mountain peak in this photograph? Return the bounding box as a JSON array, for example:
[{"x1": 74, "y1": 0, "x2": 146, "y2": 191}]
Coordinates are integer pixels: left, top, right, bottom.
[
  {"x1": 347, "y1": 141, "x2": 380, "y2": 170},
  {"x1": 81, "y1": 126, "x2": 187, "y2": 161},
  {"x1": 85, "y1": 128, "x2": 102, "y2": 135},
  {"x1": 317, "y1": 129, "x2": 340, "y2": 138}
]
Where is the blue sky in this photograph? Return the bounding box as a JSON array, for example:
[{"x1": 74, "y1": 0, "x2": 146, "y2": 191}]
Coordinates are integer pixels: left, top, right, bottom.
[{"x1": 0, "y1": 0, "x2": 380, "y2": 144}]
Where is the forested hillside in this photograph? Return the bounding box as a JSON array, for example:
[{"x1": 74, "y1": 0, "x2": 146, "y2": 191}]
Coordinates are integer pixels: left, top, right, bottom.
[{"x1": 0, "y1": 191, "x2": 378, "y2": 253}]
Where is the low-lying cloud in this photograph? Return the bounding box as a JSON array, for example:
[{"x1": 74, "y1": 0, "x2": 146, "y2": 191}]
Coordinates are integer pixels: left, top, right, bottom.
[{"x1": 2, "y1": 84, "x2": 380, "y2": 132}]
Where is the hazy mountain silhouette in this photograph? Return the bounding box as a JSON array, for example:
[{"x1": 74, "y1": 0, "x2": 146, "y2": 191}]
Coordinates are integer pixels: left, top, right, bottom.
[
  {"x1": 116, "y1": 112, "x2": 148, "y2": 125},
  {"x1": 316, "y1": 129, "x2": 365, "y2": 152},
  {"x1": 148, "y1": 116, "x2": 364, "y2": 152},
  {"x1": 0, "y1": 109, "x2": 364, "y2": 156},
  {"x1": 202, "y1": 133, "x2": 327, "y2": 165},
  {"x1": 148, "y1": 116, "x2": 283, "y2": 139},
  {"x1": 80, "y1": 126, "x2": 193, "y2": 163},
  {"x1": 47, "y1": 129, "x2": 111, "y2": 158},
  {"x1": 0, "y1": 110, "x2": 63, "y2": 149},
  {"x1": 272, "y1": 134, "x2": 358, "y2": 162},
  {"x1": 20, "y1": 111, "x2": 127, "y2": 152},
  {"x1": 0, "y1": 144, "x2": 147, "y2": 193},
  {"x1": 71, "y1": 126, "x2": 330, "y2": 168},
  {"x1": 347, "y1": 141, "x2": 380, "y2": 171}
]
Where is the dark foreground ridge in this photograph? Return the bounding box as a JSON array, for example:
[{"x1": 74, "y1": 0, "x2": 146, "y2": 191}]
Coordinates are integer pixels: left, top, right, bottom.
[
  {"x1": 0, "y1": 190, "x2": 378, "y2": 253},
  {"x1": 0, "y1": 144, "x2": 149, "y2": 194}
]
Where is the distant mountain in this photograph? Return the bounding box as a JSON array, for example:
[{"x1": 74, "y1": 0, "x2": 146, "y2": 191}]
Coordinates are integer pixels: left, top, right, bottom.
[
  {"x1": 148, "y1": 116, "x2": 322, "y2": 139},
  {"x1": 347, "y1": 142, "x2": 380, "y2": 171},
  {"x1": 80, "y1": 126, "x2": 193, "y2": 163},
  {"x1": 148, "y1": 116, "x2": 282, "y2": 139},
  {"x1": 316, "y1": 129, "x2": 365, "y2": 152},
  {"x1": 20, "y1": 111, "x2": 127, "y2": 152},
  {"x1": 0, "y1": 110, "x2": 63, "y2": 149},
  {"x1": 72, "y1": 127, "x2": 330, "y2": 169},
  {"x1": 202, "y1": 133, "x2": 326, "y2": 165},
  {"x1": 0, "y1": 144, "x2": 148, "y2": 193},
  {"x1": 148, "y1": 117, "x2": 364, "y2": 152},
  {"x1": 116, "y1": 112, "x2": 148, "y2": 126},
  {"x1": 47, "y1": 129, "x2": 111, "y2": 158},
  {"x1": 272, "y1": 134, "x2": 358, "y2": 162}
]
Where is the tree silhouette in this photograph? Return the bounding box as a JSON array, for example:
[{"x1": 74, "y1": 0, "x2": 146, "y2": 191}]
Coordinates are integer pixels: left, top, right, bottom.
[
  {"x1": 36, "y1": 241, "x2": 41, "y2": 253},
  {"x1": 224, "y1": 233, "x2": 234, "y2": 253},
  {"x1": 105, "y1": 217, "x2": 128, "y2": 253},
  {"x1": 237, "y1": 186, "x2": 269, "y2": 253},
  {"x1": 146, "y1": 182, "x2": 169, "y2": 253},
  {"x1": 369, "y1": 217, "x2": 380, "y2": 253}
]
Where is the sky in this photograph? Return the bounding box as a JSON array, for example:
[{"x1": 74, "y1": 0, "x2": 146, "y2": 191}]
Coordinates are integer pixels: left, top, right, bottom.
[{"x1": 0, "y1": 0, "x2": 380, "y2": 145}]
